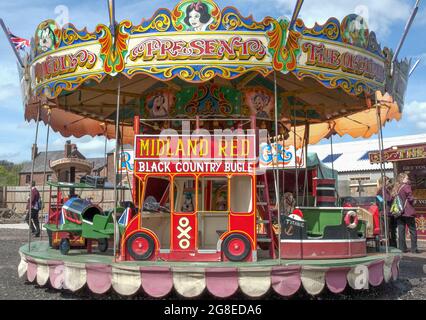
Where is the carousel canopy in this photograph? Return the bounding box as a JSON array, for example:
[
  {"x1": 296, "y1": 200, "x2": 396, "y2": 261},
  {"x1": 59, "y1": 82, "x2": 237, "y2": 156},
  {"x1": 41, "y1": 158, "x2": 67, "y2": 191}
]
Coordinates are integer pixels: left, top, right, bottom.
[
  {"x1": 285, "y1": 91, "x2": 402, "y2": 149},
  {"x1": 21, "y1": 0, "x2": 409, "y2": 144}
]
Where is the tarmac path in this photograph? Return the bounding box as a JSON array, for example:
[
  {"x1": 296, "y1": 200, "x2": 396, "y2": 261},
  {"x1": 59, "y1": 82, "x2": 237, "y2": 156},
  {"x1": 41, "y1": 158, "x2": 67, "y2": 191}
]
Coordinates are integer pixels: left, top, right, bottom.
[{"x1": 0, "y1": 226, "x2": 425, "y2": 300}]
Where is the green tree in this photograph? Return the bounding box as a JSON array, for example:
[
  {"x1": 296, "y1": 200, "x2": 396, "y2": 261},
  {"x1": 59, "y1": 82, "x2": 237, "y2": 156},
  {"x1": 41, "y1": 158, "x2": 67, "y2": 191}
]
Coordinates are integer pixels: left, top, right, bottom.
[{"x1": 0, "y1": 163, "x2": 22, "y2": 186}]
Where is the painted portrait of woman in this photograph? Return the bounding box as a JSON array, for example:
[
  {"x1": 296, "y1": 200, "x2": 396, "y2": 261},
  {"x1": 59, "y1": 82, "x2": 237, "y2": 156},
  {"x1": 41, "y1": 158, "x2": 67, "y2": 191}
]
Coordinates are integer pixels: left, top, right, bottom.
[
  {"x1": 147, "y1": 93, "x2": 169, "y2": 118},
  {"x1": 184, "y1": 1, "x2": 214, "y2": 31}
]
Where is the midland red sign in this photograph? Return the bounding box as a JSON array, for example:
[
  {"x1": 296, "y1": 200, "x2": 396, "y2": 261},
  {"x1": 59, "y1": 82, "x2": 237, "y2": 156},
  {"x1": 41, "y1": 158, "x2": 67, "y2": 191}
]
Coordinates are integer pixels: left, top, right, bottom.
[{"x1": 134, "y1": 134, "x2": 256, "y2": 174}]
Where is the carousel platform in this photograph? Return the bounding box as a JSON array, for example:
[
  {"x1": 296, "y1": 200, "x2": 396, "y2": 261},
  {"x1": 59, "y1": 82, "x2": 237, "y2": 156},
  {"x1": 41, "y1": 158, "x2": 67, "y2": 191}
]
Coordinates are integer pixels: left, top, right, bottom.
[{"x1": 19, "y1": 242, "x2": 402, "y2": 298}]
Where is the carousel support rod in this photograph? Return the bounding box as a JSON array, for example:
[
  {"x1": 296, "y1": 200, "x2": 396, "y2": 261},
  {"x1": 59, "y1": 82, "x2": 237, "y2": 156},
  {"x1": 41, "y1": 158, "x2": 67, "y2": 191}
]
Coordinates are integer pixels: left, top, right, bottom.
[
  {"x1": 379, "y1": 111, "x2": 389, "y2": 251},
  {"x1": 392, "y1": 0, "x2": 420, "y2": 68},
  {"x1": 113, "y1": 77, "x2": 121, "y2": 261},
  {"x1": 289, "y1": 0, "x2": 304, "y2": 30},
  {"x1": 330, "y1": 134, "x2": 335, "y2": 178},
  {"x1": 132, "y1": 116, "x2": 140, "y2": 202},
  {"x1": 40, "y1": 108, "x2": 52, "y2": 242},
  {"x1": 196, "y1": 116, "x2": 200, "y2": 130},
  {"x1": 375, "y1": 101, "x2": 389, "y2": 254},
  {"x1": 0, "y1": 18, "x2": 24, "y2": 68},
  {"x1": 121, "y1": 121, "x2": 128, "y2": 204},
  {"x1": 27, "y1": 105, "x2": 41, "y2": 252},
  {"x1": 107, "y1": 0, "x2": 116, "y2": 39},
  {"x1": 303, "y1": 120, "x2": 309, "y2": 206},
  {"x1": 409, "y1": 58, "x2": 421, "y2": 77},
  {"x1": 274, "y1": 71, "x2": 281, "y2": 260},
  {"x1": 99, "y1": 124, "x2": 108, "y2": 206},
  {"x1": 293, "y1": 105, "x2": 299, "y2": 206}
]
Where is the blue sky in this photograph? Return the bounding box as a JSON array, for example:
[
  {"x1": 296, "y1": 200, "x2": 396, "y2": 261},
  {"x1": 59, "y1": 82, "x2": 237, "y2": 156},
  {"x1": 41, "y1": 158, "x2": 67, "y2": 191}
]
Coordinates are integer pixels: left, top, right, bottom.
[{"x1": 0, "y1": 0, "x2": 425, "y2": 163}]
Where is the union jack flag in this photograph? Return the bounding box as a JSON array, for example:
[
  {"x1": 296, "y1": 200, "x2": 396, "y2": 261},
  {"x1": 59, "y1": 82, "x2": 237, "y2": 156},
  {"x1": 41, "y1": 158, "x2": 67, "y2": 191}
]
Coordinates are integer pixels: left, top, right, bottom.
[{"x1": 8, "y1": 30, "x2": 30, "y2": 51}]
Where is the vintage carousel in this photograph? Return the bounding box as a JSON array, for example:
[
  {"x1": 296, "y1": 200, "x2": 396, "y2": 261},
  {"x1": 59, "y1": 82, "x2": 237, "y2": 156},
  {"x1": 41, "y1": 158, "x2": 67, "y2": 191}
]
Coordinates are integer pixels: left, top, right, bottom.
[{"x1": 16, "y1": 0, "x2": 410, "y2": 298}]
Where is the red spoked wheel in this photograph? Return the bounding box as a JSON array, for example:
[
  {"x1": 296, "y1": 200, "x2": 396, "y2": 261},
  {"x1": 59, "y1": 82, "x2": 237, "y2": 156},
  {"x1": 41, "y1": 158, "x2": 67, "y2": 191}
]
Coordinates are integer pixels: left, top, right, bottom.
[
  {"x1": 126, "y1": 232, "x2": 155, "y2": 261},
  {"x1": 222, "y1": 234, "x2": 251, "y2": 262}
]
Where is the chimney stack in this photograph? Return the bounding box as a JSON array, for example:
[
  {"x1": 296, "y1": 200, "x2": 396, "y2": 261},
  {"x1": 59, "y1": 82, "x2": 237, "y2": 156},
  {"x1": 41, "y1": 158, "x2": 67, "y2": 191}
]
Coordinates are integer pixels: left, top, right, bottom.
[
  {"x1": 65, "y1": 140, "x2": 72, "y2": 158},
  {"x1": 31, "y1": 144, "x2": 38, "y2": 160}
]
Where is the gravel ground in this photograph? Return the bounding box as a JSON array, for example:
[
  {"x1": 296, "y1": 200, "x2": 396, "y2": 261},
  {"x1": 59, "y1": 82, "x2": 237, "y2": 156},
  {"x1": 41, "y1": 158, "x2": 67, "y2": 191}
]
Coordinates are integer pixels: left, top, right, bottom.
[{"x1": 1, "y1": 228, "x2": 425, "y2": 300}]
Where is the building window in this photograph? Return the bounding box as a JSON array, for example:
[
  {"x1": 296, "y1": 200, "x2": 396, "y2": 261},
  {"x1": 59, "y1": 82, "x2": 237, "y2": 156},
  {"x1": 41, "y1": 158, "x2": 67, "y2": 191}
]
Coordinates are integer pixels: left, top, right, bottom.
[
  {"x1": 47, "y1": 174, "x2": 52, "y2": 182},
  {"x1": 25, "y1": 175, "x2": 31, "y2": 184}
]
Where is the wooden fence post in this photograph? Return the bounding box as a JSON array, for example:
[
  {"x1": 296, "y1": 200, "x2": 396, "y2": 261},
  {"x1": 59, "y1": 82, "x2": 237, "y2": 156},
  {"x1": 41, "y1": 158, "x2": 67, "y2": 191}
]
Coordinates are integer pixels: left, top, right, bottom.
[
  {"x1": 4, "y1": 186, "x2": 7, "y2": 208},
  {"x1": 0, "y1": 186, "x2": 3, "y2": 207}
]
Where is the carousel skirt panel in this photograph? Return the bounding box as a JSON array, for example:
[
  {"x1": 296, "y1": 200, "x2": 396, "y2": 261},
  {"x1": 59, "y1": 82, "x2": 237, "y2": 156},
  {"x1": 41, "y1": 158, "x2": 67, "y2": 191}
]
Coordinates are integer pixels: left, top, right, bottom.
[
  {"x1": 140, "y1": 267, "x2": 174, "y2": 298},
  {"x1": 18, "y1": 243, "x2": 402, "y2": 299}
]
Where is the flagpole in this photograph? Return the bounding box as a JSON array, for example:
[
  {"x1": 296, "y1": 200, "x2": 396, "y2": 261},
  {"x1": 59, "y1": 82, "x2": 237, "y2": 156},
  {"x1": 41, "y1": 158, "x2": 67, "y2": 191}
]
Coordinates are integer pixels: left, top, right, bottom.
[{"x1": 0, "y1": 18, "x2": 24, "y2": 68}]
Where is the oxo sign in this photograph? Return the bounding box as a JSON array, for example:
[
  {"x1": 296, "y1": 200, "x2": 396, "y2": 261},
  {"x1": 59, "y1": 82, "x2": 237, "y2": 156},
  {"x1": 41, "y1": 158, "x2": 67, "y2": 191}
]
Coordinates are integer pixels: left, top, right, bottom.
[{"x1": 172, "y1": 215, "x2": 196, "y2": 251}]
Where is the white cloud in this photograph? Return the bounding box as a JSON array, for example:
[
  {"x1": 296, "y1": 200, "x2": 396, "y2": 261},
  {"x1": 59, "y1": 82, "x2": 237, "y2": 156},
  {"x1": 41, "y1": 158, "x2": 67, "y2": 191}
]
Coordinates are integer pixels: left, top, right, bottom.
[
  {"x1": 404, "y1": 101, "x2": 426, "y2": 129},
  {"x1": 270, "y1": 0, "x2": 411, "y2": 38}
]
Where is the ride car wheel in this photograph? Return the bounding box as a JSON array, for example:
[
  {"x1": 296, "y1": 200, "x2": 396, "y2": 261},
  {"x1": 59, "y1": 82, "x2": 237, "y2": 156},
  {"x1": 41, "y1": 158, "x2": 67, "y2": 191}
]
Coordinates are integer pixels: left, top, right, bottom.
[
  {"x1": 97, "y1": 238, "x2": 109, "y2": 252},
  {"x1": 126, "y1": 232, "x2": 155, "y2": 261},
  {"x1": 222, "y1": 234, "x2": 251, "y2": 262},
  {"x1": 46, "y1": 229, "x2": 53, "y2": 247},
  {"x1": 59, "y1": 238, "x2": 70, "y2": 255}
]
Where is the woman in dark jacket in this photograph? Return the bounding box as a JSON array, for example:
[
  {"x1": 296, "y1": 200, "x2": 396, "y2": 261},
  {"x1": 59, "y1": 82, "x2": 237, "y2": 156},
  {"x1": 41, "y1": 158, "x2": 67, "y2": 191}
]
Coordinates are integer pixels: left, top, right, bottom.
[
  {"x1": 377, "y1": 177, "x2": 396, "y2": 247},
  {"x1": 393, "y1": 173, "x2": 419, "y2": 253}
]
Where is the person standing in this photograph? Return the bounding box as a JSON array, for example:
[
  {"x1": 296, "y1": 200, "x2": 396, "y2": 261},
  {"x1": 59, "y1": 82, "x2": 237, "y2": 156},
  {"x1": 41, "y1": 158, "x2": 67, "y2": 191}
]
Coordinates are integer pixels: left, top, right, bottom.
[
  {"x1": 393, "y1": 173, "x2": 419, "y2": 253},
  {"x1": 25, "y1": 181, "x2": 41, "y2": 237},
  {"x1": 376, "y1": 176, "x2": 396, "y2": 247}
]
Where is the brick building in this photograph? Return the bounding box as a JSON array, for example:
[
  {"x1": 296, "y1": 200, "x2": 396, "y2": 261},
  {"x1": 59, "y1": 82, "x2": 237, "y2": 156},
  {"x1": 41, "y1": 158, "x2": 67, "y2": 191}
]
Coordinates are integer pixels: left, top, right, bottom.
[{"x1": 19, "y1": 141, "x2": 107, "y2": 186}]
